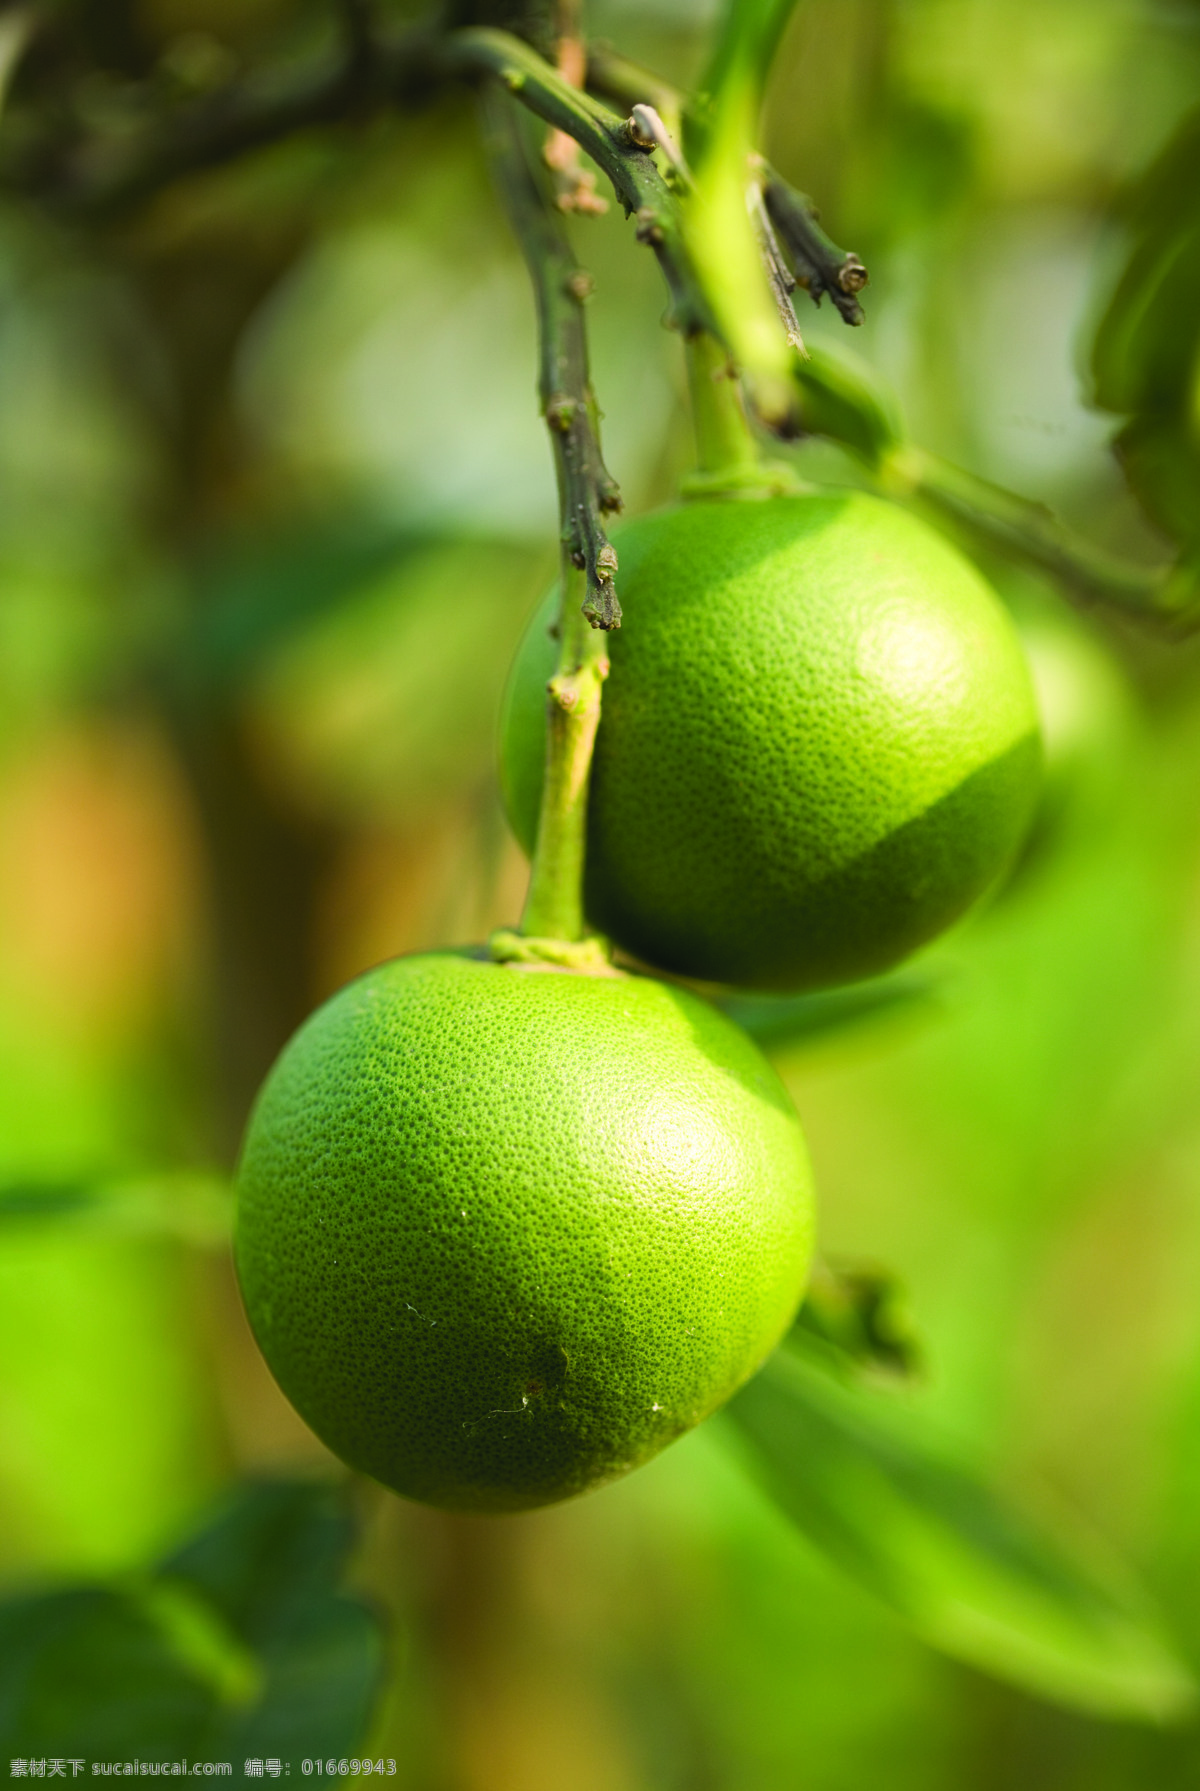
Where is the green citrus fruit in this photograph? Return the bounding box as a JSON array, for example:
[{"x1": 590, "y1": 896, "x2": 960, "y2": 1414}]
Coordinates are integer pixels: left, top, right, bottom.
[
  {"x1": 501, "y1": 492, "x2": 1042, "y2": 990},
  {"x1": 234, "y1": 951, "x2": 814, "y2": 1512}
]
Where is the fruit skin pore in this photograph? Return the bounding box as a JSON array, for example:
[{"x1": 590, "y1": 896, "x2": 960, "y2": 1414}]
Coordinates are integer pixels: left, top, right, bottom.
[
  {"x1": 234, "y1": 951, "x2": 814, "y2": 1512},
  {"x1": 501, "y1": 492, "x2": 1042, "y2": 991}
]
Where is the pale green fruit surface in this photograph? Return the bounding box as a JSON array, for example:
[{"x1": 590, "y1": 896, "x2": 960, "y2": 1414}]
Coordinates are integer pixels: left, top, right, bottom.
[
  {"x1": 501, "y1": 493, "x2": 1042, "y2": 990},
  {"x1": 235, "y1": 952, "x2": 814, "y2": 1512}
]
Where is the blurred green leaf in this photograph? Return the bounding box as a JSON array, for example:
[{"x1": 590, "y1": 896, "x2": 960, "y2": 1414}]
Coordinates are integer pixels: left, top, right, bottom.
[
  {"x1": 247, "y1": 533, "x2": 547, "y2": 826},
  {"x1": 182, "y1": 512, "x2": 460, "y2": 689},
  {"x1": 0, "y1": 1173, "x2": 232, "y2": 1247},
  {"x1": 1091, "y1": 105, "x2": 1200, "y2": 547},
  {"x1": 162, "y1": 1481, "x2": 384, "y2": 1755},
  {"x1": 0, "y1": 1480, "x2": 385, "y2": 1755},
  {"x1": 0, "y1": 1588, "x2": 216, "y2": 1756},
  {"x1": 725, "y1": 1337, "x2": 1196, "y2": 1722},
  {"x1": 795, "y1": 1262, "x2": 923, "y2": 1379},
  {"x1": 792, "y1": 340, "x2": 906, "y2": 468}
]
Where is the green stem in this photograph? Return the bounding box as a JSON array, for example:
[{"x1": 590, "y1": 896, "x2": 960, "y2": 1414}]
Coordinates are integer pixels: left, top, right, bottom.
[
  {"x1": 518, "y1": 567, "x2": 611, "y2": 945},
  {"x1": 682, "y1": 330, "x2": 804, "y2": 499},
  {"x1": 478, "y1": 86, "x2": 618, "y2": 963},
  {"x1": 440, "y1": 28, "x2": 715, "y2": 338},
  {"x1": 584, "y1": 40, "x2": 684, "y2": 141},
  {"x1": 686, "y1": 330, "x2": 760, "y2": 475}
]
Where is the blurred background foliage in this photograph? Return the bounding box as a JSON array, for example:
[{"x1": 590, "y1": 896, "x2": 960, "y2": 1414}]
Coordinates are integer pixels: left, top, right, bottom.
[{"x1": 3, "y1": 0, "x2": 1200, "y2": 1784}]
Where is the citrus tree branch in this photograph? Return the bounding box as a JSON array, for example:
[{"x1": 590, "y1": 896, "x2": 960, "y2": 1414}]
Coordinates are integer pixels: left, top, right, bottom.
[
  {"x1": 589, "y1": 39, "x2": 1199, "y2": 630},
  {"x1": 760, "y1": 169, "x2": 868, "y2": 326},
  {"x1": 437, "y1": 28, "x2": 715, "y2": 337},
  {"x1": 480, "y1": 84, "x2": 622, "y2": 630},
  {"x1": 584, "y1": 39, "x2": 683, "y2": 138},
  {"x1": 479, "y1": 84, "x2": 616, "y2": 955},
  {"x1": 3, "y1": 20, "x2": 716, "y2": 347}
]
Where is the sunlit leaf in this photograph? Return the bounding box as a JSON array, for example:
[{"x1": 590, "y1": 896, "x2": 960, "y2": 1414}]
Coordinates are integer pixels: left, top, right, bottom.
[{"x1": 725, "y1": 1337, "x2": 1196, "y2": 1722}]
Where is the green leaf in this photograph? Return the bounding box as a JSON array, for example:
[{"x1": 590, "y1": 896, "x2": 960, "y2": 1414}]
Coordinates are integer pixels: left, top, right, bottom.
[
  {"x1": 0, "y1": 1589, "x2": 216, "y2": 1755},
  {"x1": 795, "y1": 1261, "x2": 922, "y2": 1379},
  {"x1": 0, "y1": 1481, "x2": 385, "y2": 1756},
  {"x1": 0, "y1": 1172, "x2": 232, "y2": 1247},
  {"x1": 724, "y1": 1338, "x2": 1196, "y2": 1721},
  {"x1": 1090, "y1": 106, "x2": 1200, "y2": 548},
  {"x1": 160, "y1": 1481, "x2": 384, "y2": 1756},
  {"x1": 791, "y1": 341, "x2": 907, "y2": 469},
  {"x1": 179, "y1": 512, "x2": 526, "y2": 691}
]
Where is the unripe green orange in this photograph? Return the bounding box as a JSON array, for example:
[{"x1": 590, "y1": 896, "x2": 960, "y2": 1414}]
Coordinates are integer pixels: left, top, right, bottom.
[
  {"x1": 501, "y1": 493, "x2": 1041, "y2": 991},
  {"x1": 235, "y1": 952, "x2": 814, "y2": 1512}
]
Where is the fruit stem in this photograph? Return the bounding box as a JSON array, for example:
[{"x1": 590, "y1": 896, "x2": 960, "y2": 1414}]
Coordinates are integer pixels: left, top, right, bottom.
[
  {"x1": 516, "y1": 568, "x2": 611, "y2": 947},
  {"x1": 478, "y1": 80, "x2": 616, "y2": 961},
  {"x1": 682, "y1": 330, "x2": 805, "y2": 500},
  {"x1": 686, "y1": 330, "x2": 761, "y2": 475}
]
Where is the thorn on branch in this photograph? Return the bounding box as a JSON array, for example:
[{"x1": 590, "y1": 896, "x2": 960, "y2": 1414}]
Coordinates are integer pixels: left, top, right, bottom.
[{"x1": 582, "y1": 543, "x2": 621, "y2": 631}]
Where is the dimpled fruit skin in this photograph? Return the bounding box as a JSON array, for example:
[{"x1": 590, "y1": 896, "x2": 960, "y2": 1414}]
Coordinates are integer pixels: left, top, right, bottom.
[
  {"x1": 501, "y1": 492, "x2": 1042, "y2": 990},
  {"x1": 234, "y1": 951, "x2": 814, "y2": 1512}
]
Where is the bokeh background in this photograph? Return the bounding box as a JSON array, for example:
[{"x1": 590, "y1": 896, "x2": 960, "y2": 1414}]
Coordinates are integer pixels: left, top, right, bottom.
[{"x1": 4, "y1": 0, "x2": 1200, "y2": 1783}]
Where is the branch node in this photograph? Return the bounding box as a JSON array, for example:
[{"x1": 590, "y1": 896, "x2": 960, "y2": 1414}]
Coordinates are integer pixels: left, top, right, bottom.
[
  {"x1": 582, "y1": 587, "x2": 622, "y2": 630},
  {"x1": 546, "y1": 393, "x2": 577, "y2": 431},
  {"x1": 635, "y1": 206, "x2": 664, "y2": 245},
  {"x1": 548, "y1": 674, "x2": 579, "y2": 710}
]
